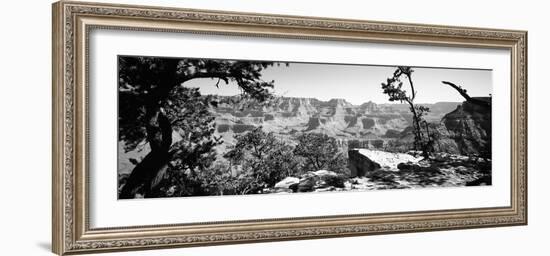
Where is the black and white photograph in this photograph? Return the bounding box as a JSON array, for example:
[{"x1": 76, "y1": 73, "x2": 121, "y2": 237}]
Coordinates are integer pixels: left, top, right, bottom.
[
  {"x1": 117, "y1": 56, "x2": 492, "y2": 199},
  {"x1": 1, "y1": 0, "x2": 540, "y2": 255}
]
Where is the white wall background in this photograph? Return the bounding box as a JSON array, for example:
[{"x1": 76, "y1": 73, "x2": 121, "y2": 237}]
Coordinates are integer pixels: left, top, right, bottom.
[{"x1": 0, "y1": 0, "x2": 547, "y2": 255}]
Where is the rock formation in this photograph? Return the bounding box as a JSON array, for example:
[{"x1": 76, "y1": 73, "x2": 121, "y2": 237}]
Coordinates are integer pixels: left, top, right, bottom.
[
  {"x1": 392, "y1": 98, "x2": 491, "y2": 157},
  {"x1": 210, "y1": 95, "x2": 460, "y2": 152},
  {"x1": 348, "y1": 149, "x2": 422, "y2": 177},
  {"x1": 274, "y1": 177, "x2": 299, "y2": 189},
  {"x1": 265, "y1": 170, "x2": 346, "y2": 193},
  {"x1": 439, "y1": 98, "x2": 491, "y2": 156},
  {"x1": 348, "y1": 150, "x2": 381, "y2": 177}
]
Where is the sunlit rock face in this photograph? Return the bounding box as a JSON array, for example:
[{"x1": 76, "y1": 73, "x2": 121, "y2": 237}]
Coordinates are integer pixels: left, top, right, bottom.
[
  {"x1": 210, "y1": 95, "x2": 459, "y2": 149},
  {"x1": 348, "y1": 149, "x2": 423, "y2": 177}
]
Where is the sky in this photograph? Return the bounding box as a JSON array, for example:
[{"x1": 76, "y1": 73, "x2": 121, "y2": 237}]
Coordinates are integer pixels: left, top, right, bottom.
[{"x1": 184, "y1": 61, "x2": 492, "y2": 105}]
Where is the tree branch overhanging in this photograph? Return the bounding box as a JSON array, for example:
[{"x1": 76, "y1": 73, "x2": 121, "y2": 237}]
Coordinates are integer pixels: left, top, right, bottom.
[{"x1": 441, "y1": 81, "x2": 491, "y2": 108}]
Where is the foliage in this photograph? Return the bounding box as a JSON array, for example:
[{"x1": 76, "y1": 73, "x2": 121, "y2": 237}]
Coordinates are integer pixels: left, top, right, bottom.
[
  {"x1": 139, "y1": 86, "x2": 223, "y2": 197},
  {"x1": 118, "y1": 56, "x2": 277, "y2": 198},
  {"x1": 118, "y1": 56, "x2": 276, "y2": 152},
  {"x1": 224, "y1": 127, "x2": 301, "y2": 194},
  {"x1": 165, "y1": 86, "x2": 223, "y2": 173},
  {"x1": 294, "y1": 133, "x2": 349, "y2": 175},
  {"x1": 137, "y1": 127, "x2": 361, "y2": 196},
  {"x1": 194, "y1": 162, "x2": 235, "y2": 196}
]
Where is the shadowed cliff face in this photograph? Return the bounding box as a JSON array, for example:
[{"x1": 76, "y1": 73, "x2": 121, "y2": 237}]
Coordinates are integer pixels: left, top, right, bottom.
[
  {"x1": 440, "y1": 98, "x2": 491, "y2": 156},
  {"x1": 392, "y1": 98, "x2": 491, "y2": 156}
]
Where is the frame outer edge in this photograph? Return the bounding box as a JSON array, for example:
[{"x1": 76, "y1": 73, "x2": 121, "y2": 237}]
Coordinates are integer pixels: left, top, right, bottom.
[
  {"x1": 54, "y1": 1, "x2": 528, "y2": 254},
  {"x1": 522, "y1": 31, "x2": 528, "y2": 225},
  {"x1": 52, "y1": 1, "x2": 65, "y2": 255}
]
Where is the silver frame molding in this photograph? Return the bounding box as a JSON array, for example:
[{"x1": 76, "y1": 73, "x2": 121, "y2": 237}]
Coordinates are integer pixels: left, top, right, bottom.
[{"x1": 52, "y1": 1, "x2": 527, "y2": 255}]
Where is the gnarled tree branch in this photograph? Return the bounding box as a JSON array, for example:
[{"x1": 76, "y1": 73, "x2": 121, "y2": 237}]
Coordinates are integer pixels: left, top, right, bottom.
[{"x1": 442, "y1": 81, "x2": 491, "y2": 108}]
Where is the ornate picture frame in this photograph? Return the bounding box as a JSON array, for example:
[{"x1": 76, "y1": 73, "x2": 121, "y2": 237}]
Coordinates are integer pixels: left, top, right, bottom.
[{"x1": 52, "y1": 1, "x2": 527, "y2": 255}]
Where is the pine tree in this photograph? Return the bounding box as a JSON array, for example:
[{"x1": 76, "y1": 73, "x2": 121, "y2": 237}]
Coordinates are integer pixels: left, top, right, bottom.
[{"x1": 118, "y1": 56, "x2": 276, "y2": 198}]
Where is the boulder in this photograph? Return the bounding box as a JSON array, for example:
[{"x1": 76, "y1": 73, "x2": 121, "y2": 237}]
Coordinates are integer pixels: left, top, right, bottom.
[
  {"x1": 297, "y1": 170, "x2": 345, "y2": 192},
  {"x1": 262, "y1": 187, "x2": 293, "y2": 194},
  {"x1": 348, "y1": 150, "x2": 380, "y2": 177},
  {"x1": 289, "y1": 183, "x2": 299, "y2": 192},
  {"x1": 314, "y1": 186, "x2": 337, "y2": 192},
  {"x1": 274, "y1": 177, "x2": 299, "y2": 189},
  {"x1": 348, "y1": 149, "x2": 422, "y2": 177},
  {"x1": 272, "y1": 188, "x2": 293, "y2": 193},
  {"x1": 312, "y1": 170, "x2": 338, "y2": 177},
  {"x1": 297, "y1": 175, "x2": 317, "y2": 192}
]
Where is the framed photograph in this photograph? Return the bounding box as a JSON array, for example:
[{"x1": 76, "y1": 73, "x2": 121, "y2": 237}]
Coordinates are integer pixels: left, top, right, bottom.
[{"x1": 52, "y1": 1, "x2": 527, "y2": 255}]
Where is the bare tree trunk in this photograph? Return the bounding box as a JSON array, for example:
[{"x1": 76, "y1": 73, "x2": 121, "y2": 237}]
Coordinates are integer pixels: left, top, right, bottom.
[
  {"x1": 404, "y1": 73, "x2": 432, "y2": 158},
  {"x1": 404, "y1": 74, "x2": 424, "y2": 154},
  {"x1": 407, "y1": 101, "x2": 422, "y2": 150},
  {"x1": 119, "y1": 108, "x2": 172, "y2": 199}
]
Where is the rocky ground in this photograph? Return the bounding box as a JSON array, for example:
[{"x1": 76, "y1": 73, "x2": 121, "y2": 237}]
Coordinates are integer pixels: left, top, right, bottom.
[{"x1": 263, "y1": 150, "x2": 491, "y2": 194}]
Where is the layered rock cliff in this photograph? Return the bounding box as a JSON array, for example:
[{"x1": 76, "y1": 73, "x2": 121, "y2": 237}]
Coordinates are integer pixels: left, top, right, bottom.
[
  {"x1": 439, "y1": 97, "x2": 491, "y2": 156},
  {"x1": 209, "y1": 95, "x2": 460, "y2": 150},
  {"x1": 392, "y1": 98, "x2": 491, "y2": 156}
]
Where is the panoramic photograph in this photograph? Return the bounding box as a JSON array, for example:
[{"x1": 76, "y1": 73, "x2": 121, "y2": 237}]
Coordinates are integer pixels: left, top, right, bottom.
[{"x1": 117, "y1": 56, "x2": 492, "y2": 199}]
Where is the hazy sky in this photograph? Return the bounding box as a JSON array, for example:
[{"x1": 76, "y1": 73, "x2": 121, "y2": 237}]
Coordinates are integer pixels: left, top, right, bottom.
[{"x1": 185, "y1": 61, "x2": 492, "y2": 105}]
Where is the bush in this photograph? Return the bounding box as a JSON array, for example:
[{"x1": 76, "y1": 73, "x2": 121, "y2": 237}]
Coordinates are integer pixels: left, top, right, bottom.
[
  {"x1": 224, "y1": 127, "x2": 301, "y2": 193},
  {"x1": 294, "y1": 133, "x2": 348, "y2": 175}
]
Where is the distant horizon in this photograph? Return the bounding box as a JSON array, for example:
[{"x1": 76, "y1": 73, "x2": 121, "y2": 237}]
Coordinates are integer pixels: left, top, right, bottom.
[
  {"x1": 203, "y1": 93, "x2": 468, "y2": 106},
  {"x1": 186, "y1": 61, "x2": 492, "y2": 104}
]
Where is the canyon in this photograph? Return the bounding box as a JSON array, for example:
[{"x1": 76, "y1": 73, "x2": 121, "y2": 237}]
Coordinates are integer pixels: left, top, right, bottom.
[
  {"x1": 210, "y1": 96, "x2": 461, "y2": 151},
  {"x1": 118, "y1": 96, "x2": 491, "y2": 181}
]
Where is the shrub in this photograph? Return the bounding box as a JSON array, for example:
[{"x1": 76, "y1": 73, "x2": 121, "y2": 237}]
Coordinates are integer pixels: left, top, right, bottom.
[
  {"x1": 224, "y1": 127, "x2": 301, "y2": 193},
  {"x1": 294, "y1": 133, "x2": 348, "y2": 175}
]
